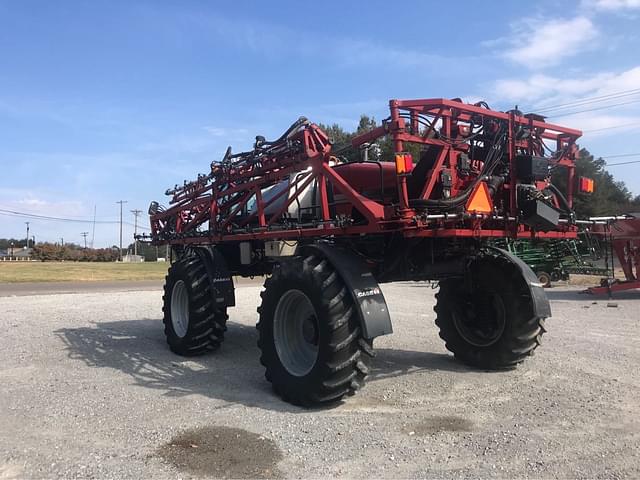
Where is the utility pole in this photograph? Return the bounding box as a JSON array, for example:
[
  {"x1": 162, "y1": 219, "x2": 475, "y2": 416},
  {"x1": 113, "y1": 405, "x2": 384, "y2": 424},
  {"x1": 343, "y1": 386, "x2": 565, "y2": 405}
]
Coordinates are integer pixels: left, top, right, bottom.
[
  {"x1": 25, "y1": 222, "x2": 30, "y2": 248},
  {"x1": 130, "y1": 209, "x2": 142, "y2": 257},
  {"x1": 91, "y1": 204, "x2": 96, "y2": 249},
  {"x1": 116, "y1": 200, "x2": 128, "y2": 261},
  {"x1": 81, "y1": 232, "x2": 89, "y2": 249}
]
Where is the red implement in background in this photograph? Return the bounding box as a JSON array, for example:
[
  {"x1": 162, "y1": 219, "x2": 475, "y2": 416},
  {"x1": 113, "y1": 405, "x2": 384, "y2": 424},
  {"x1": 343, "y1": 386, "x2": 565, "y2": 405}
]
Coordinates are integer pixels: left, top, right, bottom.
[{"x1": 588, "y1": 215, "x2": 640, "y2": 294}]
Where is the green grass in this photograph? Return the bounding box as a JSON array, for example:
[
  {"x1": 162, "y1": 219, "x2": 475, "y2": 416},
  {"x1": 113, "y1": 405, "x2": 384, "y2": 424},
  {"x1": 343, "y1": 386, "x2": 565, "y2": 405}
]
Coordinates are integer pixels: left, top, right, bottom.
[{"x1": 0, "y1": 261, "x2": 170, "y2": 283}]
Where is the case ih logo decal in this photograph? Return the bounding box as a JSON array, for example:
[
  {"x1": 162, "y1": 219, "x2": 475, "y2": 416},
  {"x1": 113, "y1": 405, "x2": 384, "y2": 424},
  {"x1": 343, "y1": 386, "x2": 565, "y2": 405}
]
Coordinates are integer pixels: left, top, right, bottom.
[
  {"x1": 355, "y1": 287, "x2": 381, "y2": 298},
  {"x1": 212, "y1": 277, "x2": 231, "y2": 283}
]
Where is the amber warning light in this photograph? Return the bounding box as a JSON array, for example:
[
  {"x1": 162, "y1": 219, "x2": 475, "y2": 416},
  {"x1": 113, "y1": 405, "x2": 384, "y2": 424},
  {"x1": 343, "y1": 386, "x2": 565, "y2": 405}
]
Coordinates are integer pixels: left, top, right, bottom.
[{"x1": 579, "y1": 177, "x2": 595, "y2": 193}]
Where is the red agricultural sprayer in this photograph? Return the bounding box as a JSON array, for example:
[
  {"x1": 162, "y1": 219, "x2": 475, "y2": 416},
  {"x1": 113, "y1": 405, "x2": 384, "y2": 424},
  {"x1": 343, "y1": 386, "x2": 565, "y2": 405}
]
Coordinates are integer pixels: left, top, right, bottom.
[{"x1": 145, "y1": 98, "x2": 588, "y2": 406}]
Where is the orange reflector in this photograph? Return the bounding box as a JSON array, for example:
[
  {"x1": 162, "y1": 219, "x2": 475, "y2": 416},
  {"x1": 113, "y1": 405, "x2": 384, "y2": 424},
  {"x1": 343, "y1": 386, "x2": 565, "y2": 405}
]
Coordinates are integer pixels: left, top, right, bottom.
[
  {"x1": 465, "y1": 182, "x2": 493, "y2": 214},
  {"x1": 579, "y1": 177, "x2": 594, "y2": 193},
  {"x1": 395, "y1": 153, "x2": 414, "y2": 174}
]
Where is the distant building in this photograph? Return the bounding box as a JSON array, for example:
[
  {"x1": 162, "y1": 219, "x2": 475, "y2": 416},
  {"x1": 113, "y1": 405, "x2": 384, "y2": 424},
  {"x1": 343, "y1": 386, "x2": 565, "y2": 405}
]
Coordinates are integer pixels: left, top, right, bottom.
[
  {"x1": 1, "y1": 246, "x2": 32, "y2": 260},
  {"x1": 122, "y1": 254, "x2": 144, "y2": 263}
]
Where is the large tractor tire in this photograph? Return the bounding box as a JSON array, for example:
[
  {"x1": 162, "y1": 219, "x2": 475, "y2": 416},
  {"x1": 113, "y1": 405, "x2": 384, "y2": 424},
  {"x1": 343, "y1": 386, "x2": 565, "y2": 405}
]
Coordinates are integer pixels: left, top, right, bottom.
[
  {"x1": 435, "y1": 254, "x2": 546, "y2": 369},
  {"x1": 257, "y1": 254, "x2": 374, "y2": 406},
  {"x1": 162, "y1": 252, "x2": 228, "y2": 356}
]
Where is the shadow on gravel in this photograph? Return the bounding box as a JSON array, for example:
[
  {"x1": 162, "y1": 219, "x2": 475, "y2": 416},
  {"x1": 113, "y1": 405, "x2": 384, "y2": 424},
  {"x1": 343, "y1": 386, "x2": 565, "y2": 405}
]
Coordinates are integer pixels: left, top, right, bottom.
[
  {"x1": 55, "y1": 319, "x2": 301, "y2": 413},
  {"x1": 370, "y1": 348, "x2": 464, "y2": 382},
  {"x1": 546, "y1": 289, "x2": 640, "y2": 302},
  {"x1": 55, "y1": 319, "x2": 466, "y2": 412}
]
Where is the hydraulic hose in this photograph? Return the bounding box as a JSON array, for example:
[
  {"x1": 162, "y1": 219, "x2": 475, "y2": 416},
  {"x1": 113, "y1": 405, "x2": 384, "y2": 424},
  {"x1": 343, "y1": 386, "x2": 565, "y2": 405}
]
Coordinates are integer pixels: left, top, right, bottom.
[{"x1": 546, "y1": 183, "x2": 573, "y2": 216}]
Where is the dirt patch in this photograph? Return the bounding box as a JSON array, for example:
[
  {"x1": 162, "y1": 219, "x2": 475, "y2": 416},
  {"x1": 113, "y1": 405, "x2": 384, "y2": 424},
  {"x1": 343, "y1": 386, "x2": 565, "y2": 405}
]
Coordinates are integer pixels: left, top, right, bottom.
[
  {"x1": 408, "y1": 416, "x2": 474, "y2": 435},
  {"x1": 157, "y1": 426, "x2": 282, "y2": 479}
]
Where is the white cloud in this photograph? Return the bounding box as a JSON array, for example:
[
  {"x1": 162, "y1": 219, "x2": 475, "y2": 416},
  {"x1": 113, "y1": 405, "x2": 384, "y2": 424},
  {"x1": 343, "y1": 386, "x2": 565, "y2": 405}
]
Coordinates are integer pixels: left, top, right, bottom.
[
  {"x1": 490, "y1": 66, "x2": 640, "y2": 138},
  {"x1": 584, "y1": 0, "x2": 640, "y2": 10},
  {"x1": 0, "y1": 189, "x2": 87, "y2": 217},
  {"x1": 493, "y1": 66, "x2": 640, "y2": 103},
  {"x1": 203, "y1": 126, "x2": 249, "y2": 138},
  {"x1": 501, "y1": 16, "x2": 598, "y2": 68},
  {"x1": 558, "y1": 112, "x2": 640, "y2": 136}
]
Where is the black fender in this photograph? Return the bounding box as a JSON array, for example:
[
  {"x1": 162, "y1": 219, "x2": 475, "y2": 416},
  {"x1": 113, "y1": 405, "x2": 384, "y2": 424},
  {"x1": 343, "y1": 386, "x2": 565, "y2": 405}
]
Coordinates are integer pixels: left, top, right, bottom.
[
  {"x1": 193, "y1": 246, "x2": 236, "y2": 308},
  {"x1": 487, "y1": 246, "x2": 551, "y2": 318},
  {"x1": 301, "y1": 243, "x2": 393, "y2": 339}
]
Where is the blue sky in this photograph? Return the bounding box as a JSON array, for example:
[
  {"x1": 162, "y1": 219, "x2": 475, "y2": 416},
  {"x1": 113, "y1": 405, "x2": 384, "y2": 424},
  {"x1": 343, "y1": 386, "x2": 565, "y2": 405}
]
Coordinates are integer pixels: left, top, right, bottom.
[{"x1": 1, "y1": 0, "x2": 640, "y2": 247}]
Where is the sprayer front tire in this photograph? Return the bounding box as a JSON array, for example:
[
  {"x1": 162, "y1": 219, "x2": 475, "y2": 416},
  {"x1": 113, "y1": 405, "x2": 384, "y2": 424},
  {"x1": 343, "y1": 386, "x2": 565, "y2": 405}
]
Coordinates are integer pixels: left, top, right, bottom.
[
  {"x1": 257, "y1": 255, "x2": 374, "y2": 407},
  {"x1": 435, "y1": 254, "x2": 546, "y2": 369},
  {"x1": 162, "y1": 253, "x2": 227, "y2": 356}
]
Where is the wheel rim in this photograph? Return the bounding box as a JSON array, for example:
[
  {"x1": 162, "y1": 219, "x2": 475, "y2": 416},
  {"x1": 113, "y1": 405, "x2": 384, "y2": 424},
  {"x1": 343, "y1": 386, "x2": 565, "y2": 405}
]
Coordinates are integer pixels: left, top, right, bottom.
[
  {"x1": 452, "y1": 292, "x2": 506, "y2": 347},
  {"x1": 273, "y1": 289, "x2": 319, "y2": 377},
  {"x1": 171, "y1": 280, "x2": 189, "y2": 338},
  {"x1": 538, "y1": 272, "x2": 551, "y2": 287}
]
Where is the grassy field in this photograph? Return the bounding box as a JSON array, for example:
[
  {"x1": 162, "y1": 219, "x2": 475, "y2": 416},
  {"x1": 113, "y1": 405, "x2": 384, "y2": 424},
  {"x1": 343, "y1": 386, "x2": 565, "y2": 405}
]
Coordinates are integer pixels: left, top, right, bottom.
[{"x1": 0, "y1": 262, "x2": 169, "y2": 283}]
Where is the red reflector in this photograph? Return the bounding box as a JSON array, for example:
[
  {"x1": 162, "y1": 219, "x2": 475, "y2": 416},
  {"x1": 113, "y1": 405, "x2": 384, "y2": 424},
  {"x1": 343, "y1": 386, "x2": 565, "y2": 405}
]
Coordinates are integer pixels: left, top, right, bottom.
[
  {"x1": 395, "y1": 153, "x2": 414, "y2": 174},
  {"x1": 404, "y1": 154, "x2": 414, "y2": 173}
]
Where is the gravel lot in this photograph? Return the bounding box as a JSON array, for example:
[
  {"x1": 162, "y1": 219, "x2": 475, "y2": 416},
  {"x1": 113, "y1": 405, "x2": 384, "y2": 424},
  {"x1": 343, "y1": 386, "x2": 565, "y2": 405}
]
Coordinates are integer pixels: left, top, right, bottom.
[{"x1": 1, "y1": 282, "x2": 639, "y2": 479}]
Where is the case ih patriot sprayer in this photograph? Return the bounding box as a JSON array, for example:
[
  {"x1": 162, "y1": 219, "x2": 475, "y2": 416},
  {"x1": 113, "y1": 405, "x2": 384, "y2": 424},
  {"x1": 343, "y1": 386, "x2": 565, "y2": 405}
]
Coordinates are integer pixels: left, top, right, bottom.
[{"x1": 146, "y1": 98, "x2": 587, "y2": 406}]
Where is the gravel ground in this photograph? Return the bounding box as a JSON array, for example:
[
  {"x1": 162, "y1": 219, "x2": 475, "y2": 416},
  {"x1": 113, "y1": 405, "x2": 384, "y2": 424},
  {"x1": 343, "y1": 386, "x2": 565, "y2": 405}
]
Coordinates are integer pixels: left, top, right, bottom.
[{"x1": 0, "y1": 283, "x2": 639, "y2": 479}]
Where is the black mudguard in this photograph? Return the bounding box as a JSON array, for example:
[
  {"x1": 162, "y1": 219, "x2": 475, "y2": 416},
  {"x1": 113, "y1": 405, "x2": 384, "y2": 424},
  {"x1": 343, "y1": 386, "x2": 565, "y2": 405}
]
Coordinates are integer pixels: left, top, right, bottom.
[
  {"x1": 302, "y1": 243, "x2": 393, "y2": 339},
  {"x1": 193, "y1": 247, "x2": 236, "y2": 308},
  {"x1": 488, "y1": 246, "x2": 552, "y2": 318}
]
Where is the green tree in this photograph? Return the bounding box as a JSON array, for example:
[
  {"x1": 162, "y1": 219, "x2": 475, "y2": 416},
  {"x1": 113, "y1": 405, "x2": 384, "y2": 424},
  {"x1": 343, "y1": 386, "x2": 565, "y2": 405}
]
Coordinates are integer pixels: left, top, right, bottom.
[
  {"x1": 126, "y1": 241, "x2": 160, "y2": 261},
  {"x1": 552, "y1": 147, "x2": 638, "y2": 217},
  {"x1": 32, "y1": 242, "x2": 118, "y2": 262},
  {"x1": 0, "y1": 238, "x2": 27, "y2": 250}
]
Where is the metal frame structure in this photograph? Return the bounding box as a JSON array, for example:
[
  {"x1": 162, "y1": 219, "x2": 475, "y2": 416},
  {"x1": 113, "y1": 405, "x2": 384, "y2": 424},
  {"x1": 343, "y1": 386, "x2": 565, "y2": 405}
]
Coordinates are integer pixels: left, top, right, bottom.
[{"x1": 148, "y1": 98, "x2": 582, "y2": 247}]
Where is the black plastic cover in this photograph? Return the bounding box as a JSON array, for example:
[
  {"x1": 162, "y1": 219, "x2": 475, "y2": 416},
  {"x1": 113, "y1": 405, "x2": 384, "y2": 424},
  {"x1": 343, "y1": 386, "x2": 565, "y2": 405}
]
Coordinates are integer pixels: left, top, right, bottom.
[
  {"x1": 194, "y1": 247, "x2": 236, "y2": 307},
  {"x1": 520, "y1": 198, "x2": 560, "y2": 232},
  {"x1": 302, "y1": 243, "x2": 393, "y2": 339},
  {"x1": 487, "y1": 247, "x2": 552, "y2": 318},
  {"x1": 516, "y1": 155, "x2": 549, "y2": 182}
]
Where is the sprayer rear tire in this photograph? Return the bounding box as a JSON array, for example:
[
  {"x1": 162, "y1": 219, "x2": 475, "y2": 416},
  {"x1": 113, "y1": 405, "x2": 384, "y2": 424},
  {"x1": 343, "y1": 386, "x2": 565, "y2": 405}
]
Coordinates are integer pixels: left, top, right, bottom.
[
  {"x1": 435, "y1": 255, "x2": 546, "y2": 370},
  {"x1": 257, "y1": 255, "x2": 374, "y2": 407},
  {"x1": 162, "y1": 253, "x2": 227, "y2": 356}
]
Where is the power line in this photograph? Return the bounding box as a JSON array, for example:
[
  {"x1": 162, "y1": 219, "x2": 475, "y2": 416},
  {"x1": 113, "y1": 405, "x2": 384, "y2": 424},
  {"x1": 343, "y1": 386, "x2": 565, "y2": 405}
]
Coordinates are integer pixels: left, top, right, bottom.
[
  {"x1": 531, "y1": 88, "x2": 640, "y2": 113},
  {"x1": 0, "y1": 204, "x2": 143, "y2": 222},
  {"x1": 0, "y1": 208, "x2": 150, "y2": 230},
  {"x1": 605, "y1": 159, "x2": 640, "y2": 166},
  {"x1": 550, "y1": 98, "x2": 640, "y2": 119},
  {"x1": 583, "y1": 121, "x2": 640, "y2": 133},
  {"x1": 601, "y1": 152, "x2": 640, "y2": 159}
]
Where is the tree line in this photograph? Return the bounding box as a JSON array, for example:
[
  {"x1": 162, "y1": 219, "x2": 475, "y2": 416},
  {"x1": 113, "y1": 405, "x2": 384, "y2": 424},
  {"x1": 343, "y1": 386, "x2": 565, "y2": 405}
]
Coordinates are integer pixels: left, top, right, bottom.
[{"x1": 30, "y1": 243, "x2": 120, "y2": 262}]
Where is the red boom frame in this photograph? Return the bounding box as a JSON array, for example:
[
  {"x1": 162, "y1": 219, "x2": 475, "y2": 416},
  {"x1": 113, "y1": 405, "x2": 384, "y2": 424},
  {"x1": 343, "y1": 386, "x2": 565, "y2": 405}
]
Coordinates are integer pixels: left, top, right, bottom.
[{"x1": 149, "y1": 98, "x2": 582, "y2": 245}]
